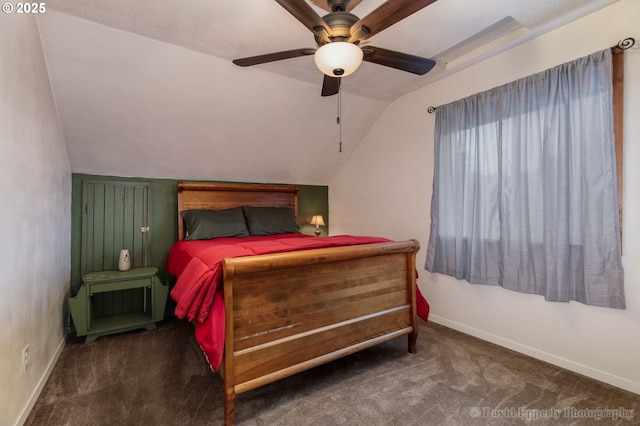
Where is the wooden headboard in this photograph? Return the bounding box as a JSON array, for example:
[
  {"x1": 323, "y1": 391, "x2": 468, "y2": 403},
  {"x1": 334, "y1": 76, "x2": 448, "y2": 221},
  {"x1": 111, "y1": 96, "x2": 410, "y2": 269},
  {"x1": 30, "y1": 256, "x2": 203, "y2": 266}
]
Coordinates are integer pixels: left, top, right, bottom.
[{"x1": 177, "y1": 181, "x2": 299, "y2": 240}]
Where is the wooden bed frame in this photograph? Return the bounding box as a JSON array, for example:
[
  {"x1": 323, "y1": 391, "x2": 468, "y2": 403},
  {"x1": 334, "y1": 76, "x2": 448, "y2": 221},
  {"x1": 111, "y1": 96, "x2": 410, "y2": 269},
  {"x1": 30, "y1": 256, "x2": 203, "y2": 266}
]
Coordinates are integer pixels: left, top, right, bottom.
[{"x1": 176, "y1": 181, "x2": 420, "y2": 425}]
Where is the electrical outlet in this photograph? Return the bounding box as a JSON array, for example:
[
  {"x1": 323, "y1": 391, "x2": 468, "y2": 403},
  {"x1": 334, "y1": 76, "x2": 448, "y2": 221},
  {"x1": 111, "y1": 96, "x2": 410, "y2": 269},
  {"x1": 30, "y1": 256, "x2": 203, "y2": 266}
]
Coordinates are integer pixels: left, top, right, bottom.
[{"x1": 22, "y1": 345, "x2": 29, "y2": 374}]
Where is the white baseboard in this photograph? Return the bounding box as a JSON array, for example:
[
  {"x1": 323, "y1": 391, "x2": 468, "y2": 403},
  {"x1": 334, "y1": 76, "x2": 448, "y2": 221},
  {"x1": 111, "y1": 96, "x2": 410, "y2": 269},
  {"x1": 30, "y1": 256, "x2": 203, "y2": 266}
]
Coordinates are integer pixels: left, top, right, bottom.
[
  {"x1": 428, "y1": 314, "x2": 640, "y2": 396},
  {"x1": 14, "y1": 334, "x2": 67, "y2": 426}
]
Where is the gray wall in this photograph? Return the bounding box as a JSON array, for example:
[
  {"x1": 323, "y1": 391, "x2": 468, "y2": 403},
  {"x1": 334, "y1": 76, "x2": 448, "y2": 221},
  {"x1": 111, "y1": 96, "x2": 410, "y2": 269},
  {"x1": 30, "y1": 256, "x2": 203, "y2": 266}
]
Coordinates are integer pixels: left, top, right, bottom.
[{"x1": 1, "y1": 14, "x2": 72, "y2": 426}]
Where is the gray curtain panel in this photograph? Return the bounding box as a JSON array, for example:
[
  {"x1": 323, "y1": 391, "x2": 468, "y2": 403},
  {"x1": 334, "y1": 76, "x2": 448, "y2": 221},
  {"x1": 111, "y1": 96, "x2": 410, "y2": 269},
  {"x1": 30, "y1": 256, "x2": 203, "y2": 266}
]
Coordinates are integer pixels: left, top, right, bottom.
[{"x1": 425, "y1": 49, "x2": 625, "y2": 309}]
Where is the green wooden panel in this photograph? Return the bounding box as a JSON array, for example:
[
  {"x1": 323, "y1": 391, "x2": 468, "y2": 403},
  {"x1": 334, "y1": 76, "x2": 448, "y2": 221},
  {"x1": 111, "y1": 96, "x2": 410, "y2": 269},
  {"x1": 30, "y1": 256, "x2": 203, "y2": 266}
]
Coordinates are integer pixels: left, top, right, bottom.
[
  {"x1": 103, "y1": 184, "x2": 115, "y2": 268},
  {"x1": 93, "y1": 183, "x2": 105, "y2": 271},
  {"x1": 81, "y1": 180, "x2": 150, "y2": 276},
  {"x1": 80, "y1": 180, "x2": 150, "y2": 318},
  {"x1": 113, "y1": 184, "x2": 125, "y2": 267},
  {"x1": 132, "y1": 185, "x2": 146, "y2": 267}
]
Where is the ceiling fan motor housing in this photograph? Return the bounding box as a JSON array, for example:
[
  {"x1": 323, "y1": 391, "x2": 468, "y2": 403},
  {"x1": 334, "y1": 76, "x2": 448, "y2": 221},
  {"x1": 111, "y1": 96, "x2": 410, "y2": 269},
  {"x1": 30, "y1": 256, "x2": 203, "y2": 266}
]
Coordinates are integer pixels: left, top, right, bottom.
[{"x1": 320, "y1": 11, "x2": 360, "y2": 43}]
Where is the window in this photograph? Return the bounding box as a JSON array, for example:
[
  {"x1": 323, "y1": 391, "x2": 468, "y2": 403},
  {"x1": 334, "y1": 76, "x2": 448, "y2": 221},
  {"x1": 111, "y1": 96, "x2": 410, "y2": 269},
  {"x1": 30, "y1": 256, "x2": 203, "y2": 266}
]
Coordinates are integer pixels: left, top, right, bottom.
[{"x1": 425, "y1": 49, "x2": 625, "y2": 309}]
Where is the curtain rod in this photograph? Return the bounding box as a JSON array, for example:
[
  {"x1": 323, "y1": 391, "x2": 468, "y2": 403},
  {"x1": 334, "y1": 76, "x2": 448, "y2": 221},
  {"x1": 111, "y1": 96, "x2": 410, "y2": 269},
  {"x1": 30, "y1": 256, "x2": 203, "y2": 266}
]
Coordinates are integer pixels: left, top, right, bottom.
[
  {"x1": 612, "y1": 37, "x2": 635, "y2": 52},
  {"x1": 427, "y1": 36, "x2": 636, "y2": 114}
]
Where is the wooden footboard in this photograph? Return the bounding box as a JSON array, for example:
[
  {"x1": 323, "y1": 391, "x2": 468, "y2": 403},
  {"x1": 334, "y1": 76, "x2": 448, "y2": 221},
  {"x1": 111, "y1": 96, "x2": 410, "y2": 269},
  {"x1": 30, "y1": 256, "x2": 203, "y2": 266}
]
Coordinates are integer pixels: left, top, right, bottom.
[{"x1": 221, "y1": 239, "x2": 420, "y2": 425}]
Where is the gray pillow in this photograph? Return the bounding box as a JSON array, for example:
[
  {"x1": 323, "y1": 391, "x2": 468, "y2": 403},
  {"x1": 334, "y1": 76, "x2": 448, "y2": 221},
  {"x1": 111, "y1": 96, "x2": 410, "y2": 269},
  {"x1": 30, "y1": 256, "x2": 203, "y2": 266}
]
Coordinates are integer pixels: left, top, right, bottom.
[
  {"x1": 242, "y1": 206, "x2": 300, "y2": 236},
  {"x1": 182, "y1": 208, "x2": 249, "y2": 240}
]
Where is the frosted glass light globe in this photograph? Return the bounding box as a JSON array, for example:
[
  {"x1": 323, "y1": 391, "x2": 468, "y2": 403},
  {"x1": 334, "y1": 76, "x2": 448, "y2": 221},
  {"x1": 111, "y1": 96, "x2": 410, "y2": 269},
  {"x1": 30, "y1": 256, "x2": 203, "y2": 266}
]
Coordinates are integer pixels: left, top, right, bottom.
[{"x1": 314, "y1": 42, "x2": 363, "y2": 77}]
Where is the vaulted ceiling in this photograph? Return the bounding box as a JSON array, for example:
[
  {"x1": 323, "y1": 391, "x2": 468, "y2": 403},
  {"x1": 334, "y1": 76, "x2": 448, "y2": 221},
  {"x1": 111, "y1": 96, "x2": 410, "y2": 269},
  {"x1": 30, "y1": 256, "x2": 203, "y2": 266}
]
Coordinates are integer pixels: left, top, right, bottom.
[{"x1": 37, "y1": 0, "x2": 618, "y2": 185}]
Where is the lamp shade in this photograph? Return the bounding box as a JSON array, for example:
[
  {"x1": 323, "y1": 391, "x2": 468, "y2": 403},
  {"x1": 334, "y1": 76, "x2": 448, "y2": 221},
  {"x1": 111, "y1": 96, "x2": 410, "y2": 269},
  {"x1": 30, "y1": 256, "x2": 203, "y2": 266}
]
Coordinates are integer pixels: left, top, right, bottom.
[
  {"x1": 310, "y1": 215, "x2": 325, "y2": 226},
  {"x1": 314, "y1": 42, "x2": 363, "y2": 77}
]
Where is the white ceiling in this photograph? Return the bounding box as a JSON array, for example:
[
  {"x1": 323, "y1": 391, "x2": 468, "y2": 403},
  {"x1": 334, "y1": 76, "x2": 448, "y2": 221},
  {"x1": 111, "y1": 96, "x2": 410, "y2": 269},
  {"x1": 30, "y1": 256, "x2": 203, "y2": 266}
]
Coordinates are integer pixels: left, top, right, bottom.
[{"x1": 36, "y1": 0, "x2": 618, "y2": 185}]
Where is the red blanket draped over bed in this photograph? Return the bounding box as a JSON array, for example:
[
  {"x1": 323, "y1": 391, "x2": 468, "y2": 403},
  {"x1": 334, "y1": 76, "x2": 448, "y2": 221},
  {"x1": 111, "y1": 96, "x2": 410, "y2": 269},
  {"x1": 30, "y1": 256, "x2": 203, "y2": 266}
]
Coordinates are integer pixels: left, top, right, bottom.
[{"x1": 166, "y1": 234, "x2": 429, "y2": 371}]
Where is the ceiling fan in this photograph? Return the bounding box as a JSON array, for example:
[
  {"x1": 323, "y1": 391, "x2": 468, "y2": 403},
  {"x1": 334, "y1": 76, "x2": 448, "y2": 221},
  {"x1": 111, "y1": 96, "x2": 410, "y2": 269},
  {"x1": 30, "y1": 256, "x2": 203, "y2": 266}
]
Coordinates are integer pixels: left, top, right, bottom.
[{"x1": 233, "y1": 0, "x2": 438, "y2": 96}]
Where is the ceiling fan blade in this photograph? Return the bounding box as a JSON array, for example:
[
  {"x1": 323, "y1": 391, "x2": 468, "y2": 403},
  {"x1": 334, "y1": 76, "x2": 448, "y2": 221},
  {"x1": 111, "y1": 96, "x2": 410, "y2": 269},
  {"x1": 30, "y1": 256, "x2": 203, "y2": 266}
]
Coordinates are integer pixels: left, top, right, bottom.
[
  {"x1": 363, "y1": 46, "x2": 436, "y2": 75},
  {"x1": 233, "y1": 48, "x2": 316, "y2": 67},
  {"x1": 275, "y1": 0, "x2": 332, "y2": 42},
  {"x1": 321, "y1": 75, "x2": 341, "y2": 96},
  {"x1": 350, "y1": 0, "x2": 438, "y2": 41},
  {"x1": 345, "y1": 0, "x2": 364, "y2": 12}
]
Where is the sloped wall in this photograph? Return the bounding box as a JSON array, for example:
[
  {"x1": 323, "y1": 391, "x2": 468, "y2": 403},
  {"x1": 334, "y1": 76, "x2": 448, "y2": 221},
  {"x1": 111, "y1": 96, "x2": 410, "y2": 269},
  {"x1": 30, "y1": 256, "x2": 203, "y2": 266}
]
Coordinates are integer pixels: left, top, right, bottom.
[{"x1": 0, "y1": 14, "x2": 71, "y2": 426}]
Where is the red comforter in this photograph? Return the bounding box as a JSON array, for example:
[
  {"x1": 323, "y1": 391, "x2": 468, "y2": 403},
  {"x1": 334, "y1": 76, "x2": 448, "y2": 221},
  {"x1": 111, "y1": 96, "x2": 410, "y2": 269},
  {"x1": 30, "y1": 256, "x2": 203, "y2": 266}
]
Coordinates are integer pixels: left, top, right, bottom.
[{"x1": 166, "y1": 234, "x2": 429, "y2": 371}]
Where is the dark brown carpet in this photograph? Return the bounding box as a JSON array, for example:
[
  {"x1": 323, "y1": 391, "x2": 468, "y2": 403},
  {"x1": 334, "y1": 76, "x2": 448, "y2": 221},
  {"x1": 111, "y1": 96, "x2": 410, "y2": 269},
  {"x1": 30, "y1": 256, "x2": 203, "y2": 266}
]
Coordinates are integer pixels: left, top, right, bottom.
[{"x1": 25, "y1": 319, "x2": 639, "y2": 425}]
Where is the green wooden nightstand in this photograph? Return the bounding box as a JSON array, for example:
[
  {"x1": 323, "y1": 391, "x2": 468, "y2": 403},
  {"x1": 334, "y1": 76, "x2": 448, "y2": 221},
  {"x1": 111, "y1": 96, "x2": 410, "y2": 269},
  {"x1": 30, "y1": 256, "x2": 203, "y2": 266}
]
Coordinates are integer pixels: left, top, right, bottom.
[{"x1": 69, "y1": 267, "x2": 168, "y2": 343}]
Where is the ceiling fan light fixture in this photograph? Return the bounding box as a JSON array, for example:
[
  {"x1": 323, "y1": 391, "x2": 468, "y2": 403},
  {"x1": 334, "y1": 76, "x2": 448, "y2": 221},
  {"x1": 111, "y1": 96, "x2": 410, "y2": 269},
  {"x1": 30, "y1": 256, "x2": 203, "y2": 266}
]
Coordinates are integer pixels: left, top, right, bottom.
[{"x1": 314, "y1": 42, "x2": 363, "y2": 77}]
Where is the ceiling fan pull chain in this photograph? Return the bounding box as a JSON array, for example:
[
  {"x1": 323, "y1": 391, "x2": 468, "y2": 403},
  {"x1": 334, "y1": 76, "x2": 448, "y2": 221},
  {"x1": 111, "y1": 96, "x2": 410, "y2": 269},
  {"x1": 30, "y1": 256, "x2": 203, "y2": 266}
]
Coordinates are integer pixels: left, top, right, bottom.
[{"x1": 337, "y1": 90, "x2": 343, "y2": 153}]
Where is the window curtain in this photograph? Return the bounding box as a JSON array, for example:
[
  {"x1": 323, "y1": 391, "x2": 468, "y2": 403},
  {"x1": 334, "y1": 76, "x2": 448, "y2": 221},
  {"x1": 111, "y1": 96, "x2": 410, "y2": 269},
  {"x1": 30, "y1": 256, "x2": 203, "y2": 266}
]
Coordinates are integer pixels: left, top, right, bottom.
[{"x1": 425, "y1": 49, "x2": 625, "y2": 309}]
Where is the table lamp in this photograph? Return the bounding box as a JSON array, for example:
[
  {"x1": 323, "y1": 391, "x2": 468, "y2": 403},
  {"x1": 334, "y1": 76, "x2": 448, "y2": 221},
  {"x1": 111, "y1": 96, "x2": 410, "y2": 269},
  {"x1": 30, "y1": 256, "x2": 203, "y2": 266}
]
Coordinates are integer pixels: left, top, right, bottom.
[{"x1": 310, "y1": 215, "x2": 325, "y2": 237}]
